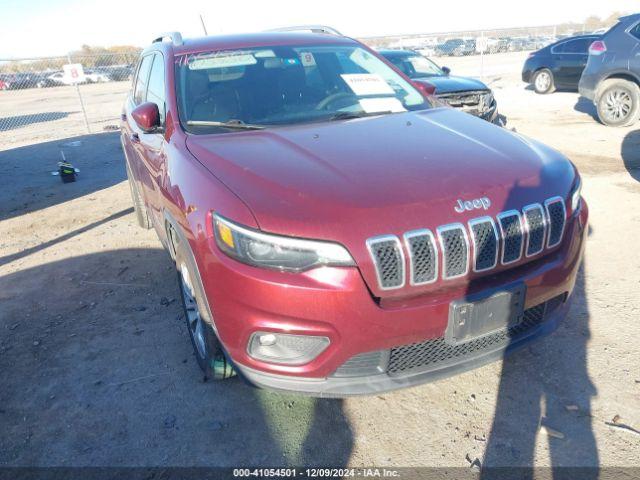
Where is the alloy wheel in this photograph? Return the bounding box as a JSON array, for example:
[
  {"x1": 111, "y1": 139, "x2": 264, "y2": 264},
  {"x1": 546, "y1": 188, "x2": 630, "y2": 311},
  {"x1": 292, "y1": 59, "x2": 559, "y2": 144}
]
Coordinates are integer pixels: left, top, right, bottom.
[
  {"x1": 601, "y1": 88, "x2": 633, "y2": 123},
  {"x1": 535, "y1": 72, "x2": 550, "y2": 92}
]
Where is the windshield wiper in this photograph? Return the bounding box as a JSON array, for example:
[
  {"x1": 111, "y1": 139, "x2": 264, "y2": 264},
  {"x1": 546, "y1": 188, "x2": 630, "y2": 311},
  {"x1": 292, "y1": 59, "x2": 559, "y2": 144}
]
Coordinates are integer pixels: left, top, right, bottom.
[
  {"x1": 186, "y1": 120, "x2": 265, "y2": 130},
  {"x1": 328, "y1": 111, "x2": 393, "y2": 121}
]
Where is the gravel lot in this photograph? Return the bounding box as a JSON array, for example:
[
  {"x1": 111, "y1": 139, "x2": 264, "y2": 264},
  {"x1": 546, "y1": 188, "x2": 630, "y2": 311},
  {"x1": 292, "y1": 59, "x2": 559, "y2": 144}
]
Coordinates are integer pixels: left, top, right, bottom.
[{"x1": 0, "y1": 52, "x2": 639, "y2": 471}]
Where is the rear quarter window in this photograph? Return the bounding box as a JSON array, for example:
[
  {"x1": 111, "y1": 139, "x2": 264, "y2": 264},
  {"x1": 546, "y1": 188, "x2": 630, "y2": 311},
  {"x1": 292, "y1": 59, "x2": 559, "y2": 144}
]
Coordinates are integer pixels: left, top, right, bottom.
[{"x1": 629, "y1": 22, "x2": 640, "y2": 41}]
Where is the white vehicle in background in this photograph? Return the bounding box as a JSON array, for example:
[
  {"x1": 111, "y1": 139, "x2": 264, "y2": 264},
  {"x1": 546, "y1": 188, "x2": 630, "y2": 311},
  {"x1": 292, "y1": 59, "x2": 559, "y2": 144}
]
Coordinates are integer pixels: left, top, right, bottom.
[
  {"x1": 84, "y1": 69, "x2": 111, "y2": 83},
  {"x1": 417, "y1": 45, "x2": 437, "y2": 56},
  {"x1": 47, "y1": 71, "x2": 76, "y2": 86},
  {"x1": 46, "y1": 63, "x2": 109, "y2": 85},
  {"x1": 47, "y1": 69, "x2": 109, "y2": 85}
]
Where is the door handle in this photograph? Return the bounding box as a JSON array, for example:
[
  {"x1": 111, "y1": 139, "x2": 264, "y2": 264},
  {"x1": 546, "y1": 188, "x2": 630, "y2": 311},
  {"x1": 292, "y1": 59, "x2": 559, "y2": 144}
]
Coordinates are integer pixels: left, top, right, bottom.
[{"x1": 130, "y1": 133, "x2": 140, "y2": 143}]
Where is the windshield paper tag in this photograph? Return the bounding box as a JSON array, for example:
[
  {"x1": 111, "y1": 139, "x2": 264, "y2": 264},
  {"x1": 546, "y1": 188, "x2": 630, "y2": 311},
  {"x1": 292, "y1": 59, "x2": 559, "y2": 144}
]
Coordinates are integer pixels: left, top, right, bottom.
[
  {"x1": 359, "y1": 97, "x2": 406, "y2": 113},
  {"x1": 300, "y1": 52, "x2": 316, "y2": 67},
  {"x1": 189, "y1": 53, "x2": 257, "y2": 70},
  {"x1": 341, "y1": 74, "x2": 395, "y2": 96}
]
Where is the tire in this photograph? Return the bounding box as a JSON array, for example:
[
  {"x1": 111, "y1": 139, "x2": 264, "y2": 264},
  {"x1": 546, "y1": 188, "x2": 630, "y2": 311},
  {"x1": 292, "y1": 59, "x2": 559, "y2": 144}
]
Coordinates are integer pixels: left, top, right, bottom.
[
  {"x1": 533, "y1": 68, "x2": 555, "y2": 94},
  {"x1": 596, "y1": 79, "x2": 640, "y2": 127},
  {"x1": 125, "y1": 162, "x2": 151, "y2": 229},
  {"x1": 172, "y1": 230, "x2": 235, "y2": 381}
]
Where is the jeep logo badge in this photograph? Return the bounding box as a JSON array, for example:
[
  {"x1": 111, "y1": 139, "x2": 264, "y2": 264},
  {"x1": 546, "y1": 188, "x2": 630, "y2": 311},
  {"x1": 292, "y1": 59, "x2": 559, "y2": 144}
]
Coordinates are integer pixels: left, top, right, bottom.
[{"x1": 454, "y1": 197, "x2": 491, "y2": 213}]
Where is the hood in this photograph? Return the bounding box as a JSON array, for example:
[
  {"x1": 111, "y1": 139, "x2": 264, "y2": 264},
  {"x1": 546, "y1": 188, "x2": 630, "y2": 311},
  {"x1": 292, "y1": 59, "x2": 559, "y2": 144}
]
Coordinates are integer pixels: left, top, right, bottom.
[
  {"x1": 417, "y1": 75, "x2": 489, "y2": 94},
  {"x1": 186, "y1": 108, "x2": 575, "y2": 296}
]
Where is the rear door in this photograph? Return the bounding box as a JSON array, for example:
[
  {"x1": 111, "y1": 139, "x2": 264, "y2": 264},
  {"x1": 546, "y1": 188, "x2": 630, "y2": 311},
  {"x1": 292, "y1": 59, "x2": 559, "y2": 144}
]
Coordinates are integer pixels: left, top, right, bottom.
[
  {"x1": 122, "y1": 53, "x2": 153, "y2": 199},
  {"x1": 552, "y1": 37, "x2": 595, "y2": 87},
  {"x1": 134, "y1": 53, "x2": 168, "y2": 224}
]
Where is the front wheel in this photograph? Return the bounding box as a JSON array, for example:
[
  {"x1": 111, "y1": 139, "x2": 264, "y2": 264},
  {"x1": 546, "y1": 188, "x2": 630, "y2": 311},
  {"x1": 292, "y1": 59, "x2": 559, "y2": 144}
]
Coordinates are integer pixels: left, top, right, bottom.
[
  {"x1": 596, "y1": 79, "x2": 640, "y2": 127},
  {"x1": 533, "y1": 69, "x2": 555, "y2": 94},
  {"x1": 175, "y1": 238, "x2": 235, "y2": 381}
]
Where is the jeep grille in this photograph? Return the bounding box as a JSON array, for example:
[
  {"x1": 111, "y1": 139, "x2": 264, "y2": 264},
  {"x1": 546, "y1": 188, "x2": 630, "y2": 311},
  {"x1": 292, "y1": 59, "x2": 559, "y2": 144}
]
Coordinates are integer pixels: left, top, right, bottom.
[{"x1": 365, "y1": 197, "x2": 567, "y2": 290}]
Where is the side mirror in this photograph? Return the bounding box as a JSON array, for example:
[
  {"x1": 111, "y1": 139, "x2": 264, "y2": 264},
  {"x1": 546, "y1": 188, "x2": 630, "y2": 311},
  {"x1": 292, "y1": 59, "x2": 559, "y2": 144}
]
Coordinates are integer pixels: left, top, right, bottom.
[
  {"x1": 442, "y1": 66, "x2": 451, "y2": 76},
  {"x1": 131, "y1": 102, "x2": 161, "y2": 133},
  {"x1": 412, "y1": 79, "x2": 436, "y2": 97}
]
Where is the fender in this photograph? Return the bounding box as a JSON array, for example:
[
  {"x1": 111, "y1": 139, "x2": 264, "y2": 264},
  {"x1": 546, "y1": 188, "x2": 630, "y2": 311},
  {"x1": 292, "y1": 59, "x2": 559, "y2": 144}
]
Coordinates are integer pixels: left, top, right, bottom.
[{"x1": 163, "y1": 209, "x2": 219, "y2": 334}]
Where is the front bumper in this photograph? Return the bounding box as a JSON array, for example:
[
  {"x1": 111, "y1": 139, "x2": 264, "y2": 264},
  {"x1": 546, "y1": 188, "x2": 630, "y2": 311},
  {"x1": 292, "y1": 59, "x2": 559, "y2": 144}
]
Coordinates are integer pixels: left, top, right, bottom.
[
  {"x1": 238, "y1": 295, "x2": 569, "y2": 397},
  {"x1": 439, "y1": 98, "x2": 498, "y2": 123},
  {"x1": 198, "y1": 203, "x2": 588, "y2": 396}
]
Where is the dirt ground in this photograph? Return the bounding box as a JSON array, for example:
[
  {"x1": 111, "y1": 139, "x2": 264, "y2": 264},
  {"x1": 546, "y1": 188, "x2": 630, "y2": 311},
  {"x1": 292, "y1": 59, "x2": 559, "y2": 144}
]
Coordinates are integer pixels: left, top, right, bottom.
[{"x1": 0, "y1": 59, "x2": 639, "y2": 471}]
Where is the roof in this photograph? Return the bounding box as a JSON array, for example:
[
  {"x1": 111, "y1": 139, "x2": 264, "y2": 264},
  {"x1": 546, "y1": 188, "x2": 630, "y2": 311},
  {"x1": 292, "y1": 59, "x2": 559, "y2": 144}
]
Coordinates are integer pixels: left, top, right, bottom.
[
  {"x1": 619, "y1": 13, "x2": 640, "y2": 22},
  {"x1": 146, "y1": 32, "x2": 358, "y2": 57}
]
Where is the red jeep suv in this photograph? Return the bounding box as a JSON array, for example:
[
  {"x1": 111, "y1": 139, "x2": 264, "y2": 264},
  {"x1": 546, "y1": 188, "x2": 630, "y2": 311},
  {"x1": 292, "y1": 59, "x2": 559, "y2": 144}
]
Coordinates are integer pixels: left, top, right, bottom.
[{"x1": 121, "y1": 27, "x2": 588, "y2": 396}]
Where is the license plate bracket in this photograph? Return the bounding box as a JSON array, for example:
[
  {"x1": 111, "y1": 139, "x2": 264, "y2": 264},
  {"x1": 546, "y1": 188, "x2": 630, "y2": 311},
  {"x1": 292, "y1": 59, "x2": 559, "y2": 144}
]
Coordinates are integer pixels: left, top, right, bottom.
[{"x1": 445, "y1": 284, "x2": 526, "y2": 345}]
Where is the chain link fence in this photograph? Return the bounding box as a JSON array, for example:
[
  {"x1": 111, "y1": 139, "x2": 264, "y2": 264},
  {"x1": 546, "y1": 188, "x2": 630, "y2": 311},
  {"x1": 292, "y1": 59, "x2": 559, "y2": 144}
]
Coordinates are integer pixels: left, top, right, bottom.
[
  {"x1": 0, "y1": 53, "x2": 138, "y2": 149},
  {"x1": 0, "y1": 24, "x2": 608, "y2": 150}
]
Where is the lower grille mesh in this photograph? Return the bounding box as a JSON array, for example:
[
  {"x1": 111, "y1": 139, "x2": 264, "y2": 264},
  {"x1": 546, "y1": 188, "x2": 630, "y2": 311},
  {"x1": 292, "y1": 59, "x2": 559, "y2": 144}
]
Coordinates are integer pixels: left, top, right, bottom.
[{"x1": 386, "y1": 296, "x2": 562, "y2": 376}]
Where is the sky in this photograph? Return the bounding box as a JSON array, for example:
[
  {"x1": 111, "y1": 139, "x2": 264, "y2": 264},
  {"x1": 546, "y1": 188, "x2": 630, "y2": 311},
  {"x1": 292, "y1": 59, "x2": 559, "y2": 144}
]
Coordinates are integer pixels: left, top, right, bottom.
[{"x1": 0, "y1": 0, "x2": 637, "y2": 58}]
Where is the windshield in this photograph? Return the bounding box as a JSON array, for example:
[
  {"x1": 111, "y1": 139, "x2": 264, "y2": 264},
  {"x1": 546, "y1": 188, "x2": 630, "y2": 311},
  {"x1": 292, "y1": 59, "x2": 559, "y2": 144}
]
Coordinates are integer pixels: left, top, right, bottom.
[
  {"x1": 385, "y1": 54, "x2": 444, "y2": 79},
  {"x1": 175, "y1": 44, "x2": 429, "y2": 132}
]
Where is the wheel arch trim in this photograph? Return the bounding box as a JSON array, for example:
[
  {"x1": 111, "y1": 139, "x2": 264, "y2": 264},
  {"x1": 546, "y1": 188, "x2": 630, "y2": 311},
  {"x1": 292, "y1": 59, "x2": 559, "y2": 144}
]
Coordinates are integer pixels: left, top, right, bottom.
[
  {"x1": 596, "y1": 72, "x2": 640, "y2": 100},
  {"x1": 163, "y1": 209, "x2": 220, "y2": 335}
]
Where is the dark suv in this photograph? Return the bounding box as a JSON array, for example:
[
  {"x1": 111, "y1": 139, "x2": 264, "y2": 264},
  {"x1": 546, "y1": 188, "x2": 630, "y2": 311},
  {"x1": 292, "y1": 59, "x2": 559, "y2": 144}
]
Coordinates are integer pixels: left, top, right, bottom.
[{"x1": 579, "y1": 13, "x2": 640, "y2": 127}]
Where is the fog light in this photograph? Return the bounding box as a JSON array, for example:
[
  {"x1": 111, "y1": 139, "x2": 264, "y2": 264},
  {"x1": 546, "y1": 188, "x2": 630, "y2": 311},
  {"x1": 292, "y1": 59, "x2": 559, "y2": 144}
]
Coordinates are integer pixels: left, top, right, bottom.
[
  {"x1": 247, "y1": 332, "x2": 330, "y2": 365},
  {"x1": 258, "y1": 333, "x2": 277, "y2": 346}
]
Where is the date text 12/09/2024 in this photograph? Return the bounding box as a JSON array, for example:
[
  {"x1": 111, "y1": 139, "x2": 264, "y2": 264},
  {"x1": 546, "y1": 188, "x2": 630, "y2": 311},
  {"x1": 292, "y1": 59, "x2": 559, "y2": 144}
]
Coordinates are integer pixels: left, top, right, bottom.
[{"x1": 233, "y1": 468, "x2": 401, "y2": 478}]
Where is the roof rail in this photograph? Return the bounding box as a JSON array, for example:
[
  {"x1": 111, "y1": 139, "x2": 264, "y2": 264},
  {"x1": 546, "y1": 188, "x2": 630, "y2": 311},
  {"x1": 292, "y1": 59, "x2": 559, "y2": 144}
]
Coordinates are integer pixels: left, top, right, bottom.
[
  {"x1": 265, "y1": 25, "x2": 343, "y2": 36},
  {"x1": 152, "y1": 32, "x2": 184, "y2": 46}
]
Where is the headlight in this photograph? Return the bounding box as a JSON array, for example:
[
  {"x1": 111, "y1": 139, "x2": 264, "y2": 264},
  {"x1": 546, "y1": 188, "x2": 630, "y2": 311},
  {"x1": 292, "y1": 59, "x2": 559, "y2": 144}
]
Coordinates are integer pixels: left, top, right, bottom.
[
  {"x1": 570, "y1": 177, "x2": 582, "y2": 212},
  {"x1": 482, "y1": 92, "x2": 494, "y2": 109},
  {"x1": 213, "y1": 214, "x2": 355, "y2": 272}
]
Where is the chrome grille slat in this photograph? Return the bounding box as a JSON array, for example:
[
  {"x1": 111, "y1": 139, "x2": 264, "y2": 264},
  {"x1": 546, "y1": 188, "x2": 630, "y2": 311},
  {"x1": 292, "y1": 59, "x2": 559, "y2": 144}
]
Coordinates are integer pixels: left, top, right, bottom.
[
  {"x1": 365, "y1": 196, "x2": 568, "y2": 289},
  {"x1": 497, "y1": 211, "x2": 524, "y2": 265},
  {"x1": 545, "y1": 197, "x2": 566, "y2": 248},
  {"x1": 366, "y1": 235, "x2": 405, "y2": 290},
  {"x1": 437, "y1": 224, "x2": 469, "y2": 280},
  {"x1": 469, "y1": 217, "x2": 498, "y2": 272},
  {"x1": 523, "y1": 204, "x2": 546, "y2": 257},
  {"x1": 404, "y1": 229, "x2": 438, "y2": 285}
]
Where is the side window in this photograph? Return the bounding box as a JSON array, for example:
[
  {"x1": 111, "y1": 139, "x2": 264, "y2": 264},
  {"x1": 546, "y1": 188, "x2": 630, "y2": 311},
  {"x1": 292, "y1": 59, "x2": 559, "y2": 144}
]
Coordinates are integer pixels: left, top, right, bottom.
[
  {"x1": 147, "y1": 54, "x2": 166, "y2": 124},
  {"x1": 389, "y1": 58, "x2": 410, "y2": 76},
  {"x1": 552, "y1": 41, "x2": 568, "y2": 53},
  {"x1": 630, "y1": 22, "x2": 640, "y2": 41},
  {"x1": 133, "y1": 55, "x2": 153, "y2": 105},
  {"x1": 563, "y1": 38, "x2": 592, "y2": 54}
]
